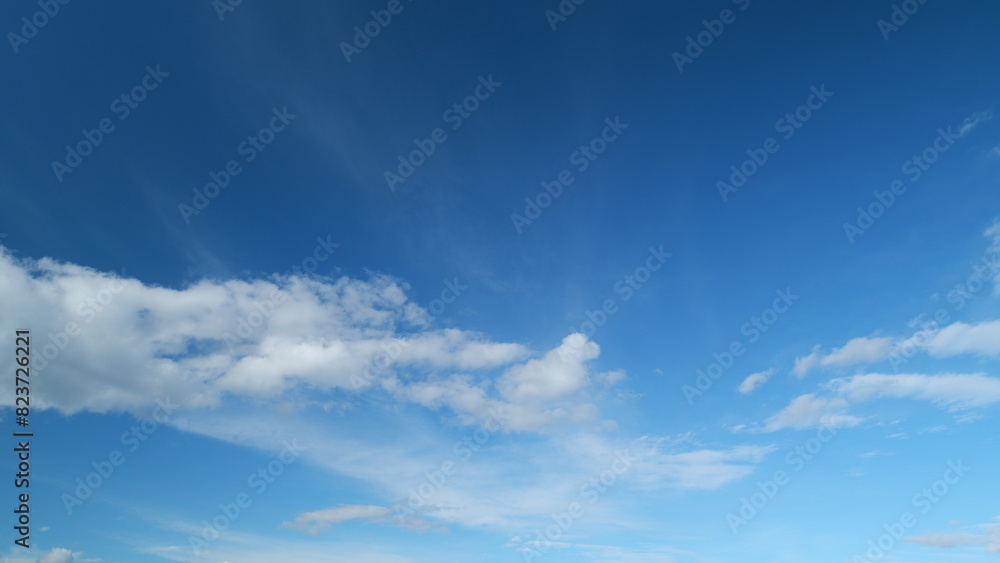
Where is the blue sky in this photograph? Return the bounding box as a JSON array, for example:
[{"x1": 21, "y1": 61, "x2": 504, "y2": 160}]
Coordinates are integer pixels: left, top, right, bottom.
[{"x1": 2, "y1": 0, "x2": 1000, "y2": 562}]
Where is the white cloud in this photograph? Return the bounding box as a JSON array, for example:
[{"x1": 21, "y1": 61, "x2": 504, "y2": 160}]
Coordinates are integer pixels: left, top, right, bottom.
[
  {"x1": 957, "y1": 110, "x2": 993, "y2": 137},
  {"x1": 791, "y1": 318, "x2": 1000, "y2": 379},
  {"x1": 280, "y1": 505, "x2": 391, "y2": 535},
  {"x1": 761, "y1": 394, "x2": 863, "y2": 431},
  {"x1": 986, "y1": 221, "x2": 1000, "y2": 254},
  {"x1": 826, "y1": 373, "x2": 1000, "y2": 409},
  {"x1": 791, "y1": 346, "x2": 821, "y2": 378},
  {"x1": 903, "y1": 532, "x2": 980, "y2": 548},
  {"x1": 504, "y1": 538, "x2": 689, "y2": 561},
  {"x1": 904, "y1": 523, "x2": 1000, "y2": 554},
  {"x1": 629, "y1": 437, "x2": 776, "y2": 490},
  {"x1": 860, "y1": 450, "x2": 894, "y2": 458},
  {"x1": 823, "y1": 336, "x2": 896, "y2": 364},
  {"x1": 0, "y1": 249, "x2": 640, "y2": 435},
  {"x1": 0, "y1": 249, "x2": 777, "y2": 551},
  {"x1": 924, "y1": 321, "x2": 1000, "y2": 358},
  {"x1": 142, "y1": 536, "x2": 414, "y2": 563},
  {"x1": 738, "y1": 369, "x2": 775, "y2": 394},
  {"x1": 760, "y1": 372, "x2": 1000, "y2": 432},
  {"x1": 791, "y1": 337, "x2": 896, "y2": 377},
  {"x1": 36, "y1": 548, "x2": 74, "y2": 563},
  {"x1": 497, "y1": 333, "x2": 599, "y2": 402},
  {"x1": 788, "y1": 219, "x2": 1000, "y2": 374},
  {"x1": 0, "y1": 249, "x2": 584, "y2": 421},
  {"x1": 596, "y1": 369, "x2": 626, "y2": 386}
]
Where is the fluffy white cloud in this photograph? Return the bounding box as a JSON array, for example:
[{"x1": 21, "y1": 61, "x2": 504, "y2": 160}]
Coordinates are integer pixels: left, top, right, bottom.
[
  {"x1": 737, "y1": 368, "x2": 775, "y2": 394},
  {"x1": 0, "y1": 249, "x2": 777, "y2": 550},
  {"x1": 36, "y1": 548, "x2": 74, "y2": 563},
  {"x1": 0, "y1": 249, "x2": 637, "y2": 436},
  {"x1": 497, "y1": 333, "x2": 599, "y2": 402},
  {"x1": 0, "y1": 249, "x2": 546, "y2": 417}
]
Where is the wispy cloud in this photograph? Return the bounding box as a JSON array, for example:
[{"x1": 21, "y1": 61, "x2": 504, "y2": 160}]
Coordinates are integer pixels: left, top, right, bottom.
[
  {"x1": 737, "y1": 368, "x2": 775, "y2": 394},
  {"x1": 792, "y1": 336, "x2": 896, "y2": 377},
  {"x1": 957, "y1": 110, "x2": 994, "y2": 137},
  {"x1": 760, "y1": 372, "x2": 1000, "y2": 431},
  {"x1": 761, "y1": 394, "x2": 864, "y2": 431},
  {"x1": 904, "y1": 521, "x2": 1000, "y2": 554},
  {"x1": 280, "y1": 505, "x2": 392, "y2": 534}
]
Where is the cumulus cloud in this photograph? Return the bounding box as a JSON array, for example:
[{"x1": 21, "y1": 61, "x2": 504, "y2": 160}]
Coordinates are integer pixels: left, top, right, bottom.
[
  {"x1": 0, "y1": 248, "x2": 617, "y2": 432},
  {"x1": 497, "y1": 333, "x2": 599, "y2": 402},
  {"x1": 37, "y1": 548, "x2": 74, "y2": 563}
]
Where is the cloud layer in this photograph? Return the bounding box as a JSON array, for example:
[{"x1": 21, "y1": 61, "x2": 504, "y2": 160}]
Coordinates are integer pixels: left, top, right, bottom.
[{"x1": 0, "y1": 247, "x2": 621, "y2": 432}]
